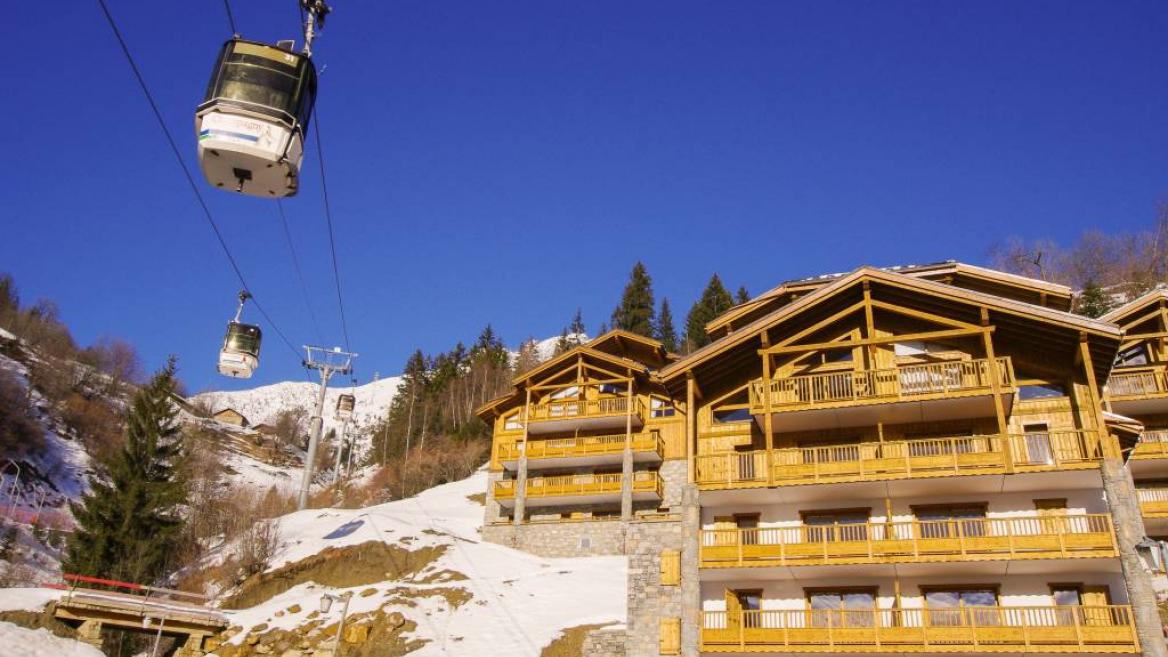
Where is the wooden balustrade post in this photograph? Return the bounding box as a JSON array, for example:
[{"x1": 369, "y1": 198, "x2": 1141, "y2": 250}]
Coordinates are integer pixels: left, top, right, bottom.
[
  {"x1": 762, "y1": 332, "x2": 775, "y2": 486},
  {"x1": 980, "y1": 312, "x2": 1011, "y2": 470}
]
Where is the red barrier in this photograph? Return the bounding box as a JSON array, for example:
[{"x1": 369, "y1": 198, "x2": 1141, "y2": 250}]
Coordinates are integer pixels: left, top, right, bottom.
[{"x1": 63, "y1": 573, "x2": 143, "y2": 591}]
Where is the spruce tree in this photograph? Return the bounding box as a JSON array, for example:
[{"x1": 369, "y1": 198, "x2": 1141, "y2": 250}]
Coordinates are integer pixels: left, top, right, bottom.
[
  {"x1": 656, "y1": 298, "x2": 679, "y2": 353},
  {"x1": 610, "y1": 262, "x2": 656, "y2": 337},
  {"x1": 684, "y1": 274, "x2": 734, "y2": 352},
  {"x1": 735, "y1": 285, "x2": 750, "y2": 305},
  {"x1": 1077, "y1": 280, "x2": 1114, "y2": 318},
  {"x1": 64, "y1": 358, "x2": 186, "y2": 584},
  {"x1": 569, "y1": 308, "x2": 587, "y2": 339}
]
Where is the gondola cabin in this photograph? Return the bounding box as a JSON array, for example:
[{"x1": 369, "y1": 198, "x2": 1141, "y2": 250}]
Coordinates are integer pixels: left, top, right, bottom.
[
  {"x1": 335, "y1": 393, "x2": 355, "y2": 421},
  {"x1": 196, "y1": 38, "x2": 318, "y2": 198},
  {"x1": 218, "y1": 322, "x2": 262, "y2": 378}
]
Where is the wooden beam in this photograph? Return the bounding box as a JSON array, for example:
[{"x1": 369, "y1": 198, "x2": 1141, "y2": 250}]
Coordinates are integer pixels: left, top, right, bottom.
[
  {"x1": 862, "y1": 281, "x2": 877, "y2": 370},
  {"x1": 761, "y1": 330, "x2": 774, "y2": 486},
  {"x1": 774, "y1": 300, "x2": 867, "y2": 348},
  {"x1": 528, "y1": 377, "x2": 630, "y2": 392},
  {"x1": 686, "y1": 374, "x2": 696, "y2": 484},
  {"x1": 762, "y1": 327, "x2": 989, "y2": 356},
  {"x1": 867, "y1": 299, "x2": 982, "y2": 330},
  {"x1": 980, "y1": 309, "x2": 1010, "y2": 462},
  {"x1": 1079, "y1": 333, "x2": 1115, "y2": 459}
]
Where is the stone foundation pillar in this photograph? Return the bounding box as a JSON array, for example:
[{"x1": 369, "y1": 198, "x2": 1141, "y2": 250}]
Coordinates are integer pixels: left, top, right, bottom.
[
  {"x1": 1101, "y1": 457, "x2": 1167, "y2": 657},
  {"x1": 514, "y1": 452, "x2": 528, "y2": 526},
  {"x1": 173, "y1": 633, "x2": 207, "y2": 657},
  {"x1": 621, "y1": 447, "x2": 634, "y2": 520},
  {"x1": 679, "y1": 484, "x2": 701, "y2": 657},
  {"x1": 76, "y1": 619, "x2": 103, "y2": 648}
]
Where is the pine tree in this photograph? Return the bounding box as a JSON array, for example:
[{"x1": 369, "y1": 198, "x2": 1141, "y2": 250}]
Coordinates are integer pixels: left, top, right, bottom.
[
  {"x1": 735, "y1": 286, "x2": 750, "y2": 305},
  {"x1": 684, "y1": 274, "x2": 734, "y2": 352},
  {"x1": 656, "y1": 298, "x2": 679, "y2": 353},
  {"x1": 1077, "y1": 280, "x2": 1114, "y2": 318},
  {"x1": 569, "y1": 308, "x2": 587, "y2": 340},
  {"x1": 64, "y1": 358, "x2": 186, "y2": 584},
  {"x1": 610, "y1": 262, "x2": 656, "y2": 337}
]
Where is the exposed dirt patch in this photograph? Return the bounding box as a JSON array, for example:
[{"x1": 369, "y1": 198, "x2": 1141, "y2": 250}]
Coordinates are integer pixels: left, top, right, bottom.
[
  {"x1": 0, "y1": 606, "x2": 78, "y2": 640},
  {"x1": 221, "y1": 541, "x2": 447, "y2": 609},
  {"x1": 212, "y1": 607, "x2": 422, "y2": 657},
  {"x1": 539, "y1": 623, "x2": 618, "y2": 657},
  {"x1": 465, "y1": 492, "x2": 486, "y2": 506},
  {"x1": 382, "y1": 585, "x2": 473, "y2": 610}
]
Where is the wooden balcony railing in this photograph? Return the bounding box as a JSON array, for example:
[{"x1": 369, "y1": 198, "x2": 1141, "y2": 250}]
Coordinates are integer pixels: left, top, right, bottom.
[
  {"x1": 1132, "y1": 430, "x2": 1168, "y2": 460},
  {"x1": 497, "y1": 431, "x2": 663, "y2": 462},
  {"x1": 749, "y1": 357, "x2": 1014, "y2": 413},
  {"x1": 493, "y1": 471, "x2": 662, "y2": 500},
  {"x1": 524, "y1": 397, "x2": 645, "y2": 423},
  {"x1": 695, "y1": 431, "x2": 1100, "y2": 489},
  {"x1": 1109, "y1": 366, "x2": 1168, "y2": 400},
  {"x1": 1136, "y1": 488, "x2": 1168, "y2": 517},
  {"x1": 700, "y1": 515, "x2": 1116, "y2": 568},
  {"x1": 701, "y1": 606, "x2": 1138, "y2": 653}
]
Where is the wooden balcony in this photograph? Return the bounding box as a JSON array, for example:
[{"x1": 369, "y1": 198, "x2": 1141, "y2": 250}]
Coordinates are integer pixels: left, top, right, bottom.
[
  {"x1": 1108, "y1": 366, "x2": 1168, "y2": 416},
  {"x1": 695, "y1": 431, "x2": 1100, "y2": 490},
  {"x1": 523, "y1": 397, "x2": 645, "y2": 435},
  {"x1": 493, "y1": 471, "x2": 662, "y2": 508},
  {"x1": 1136, "y1": 488, "x2": 1168, "y2": 518},
  {"x1": 497, "y1": 431, "x2": 663, "y2": 470},
  {"x1": 700, "y1": 515, "x2": 1116, "y2": 569},
  {"x1": 701, "y1": 606, "x2": 1139, "y2": 653},
  {"x1": 1131, "y1": 430, "x2": 1168, "y2": 460}
]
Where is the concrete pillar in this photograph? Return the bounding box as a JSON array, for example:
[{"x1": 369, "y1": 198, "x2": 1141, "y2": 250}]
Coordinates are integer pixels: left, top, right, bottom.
[
  {"x1": 1101, "y1": 457, "x2": 1167, "y2": 657},
  {"x1": 679, "y1": 484, "x2": 701, "y2": 657},
  {"x1": 75, "y1": 619, "x2": 103, "y2": 648},
  {"x1": 621, "y1": 446, "x2": 634, "y2": 521},
  {"x1": 514, "y1": 452, "x2": 527, "y2": 527}
]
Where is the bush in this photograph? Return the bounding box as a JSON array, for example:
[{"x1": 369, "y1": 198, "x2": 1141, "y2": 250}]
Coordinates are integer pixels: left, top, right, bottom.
[{"x1": 0, "y1": 369, "x2": 43, "y2": 461}]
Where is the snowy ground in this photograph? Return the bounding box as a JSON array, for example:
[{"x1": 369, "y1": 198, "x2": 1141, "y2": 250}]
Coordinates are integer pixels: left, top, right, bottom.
[
  {"x1": 216, "y1": 469, "x2": 627, "y2": 656},
  {"x1": 0, "y1": 622, "x2": 104, "y2": 657}
]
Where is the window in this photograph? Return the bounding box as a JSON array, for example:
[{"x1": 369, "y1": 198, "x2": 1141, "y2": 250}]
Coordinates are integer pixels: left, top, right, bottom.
[
  {"x1": 894, "y1": 341, "x2": 946, "y2": 356},
  {"x1": 924, "y1": 587, "x2": 998, "y2": 626},
  {"x1": 1116, "y1": 345, "x2": 1149, "y2": 367},
  {"x1": 807, "y1": 588, "x2": 877, "y2": 627},
  {"x1": 825, "y1": 348, "x2": 854, "y2": 363},
  {"x1": 713, "y1": 408, "x2": 752, "y2": 423},
  {"x1": 548, "y1": 386, "x2": 580, "y2": 401},
  {"x1": 1018, "y1": 382, "x2": 1067, "y2": 400},
  {"x1": 599, "y1": 383, "x2": 626, "y2": 395},
  {"x1": 650, "y1": 397, "x2": 676, "y2": 418},
  {"x1": 913, "y1": 504, "x2": 987, "y2": 538},
  {"x1": 735, "y1": 513, "x2": 760, "y2": 545},
  {"x1": 503, "y1": 413, "x2": 522, "y2": 431}
]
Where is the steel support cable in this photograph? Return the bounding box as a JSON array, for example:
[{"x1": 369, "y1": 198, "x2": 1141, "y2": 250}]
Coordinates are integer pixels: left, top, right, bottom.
[
  {"x1": 96, "y1": 0, "x2": 303, "y2": 362},
  {"x1": 276, "y1": 200, "x2": 324, "y2": 343}
]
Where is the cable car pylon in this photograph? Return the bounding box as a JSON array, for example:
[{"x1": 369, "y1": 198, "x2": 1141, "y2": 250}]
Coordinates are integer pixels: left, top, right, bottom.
[{"x1": 299, "y1": 345, "x2": 355, "y2": 510}]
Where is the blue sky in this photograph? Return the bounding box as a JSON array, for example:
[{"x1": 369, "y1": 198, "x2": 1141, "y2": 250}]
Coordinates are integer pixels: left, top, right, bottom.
[{"x1": 2, "y1": 1, "x2": 1166, "y2": 392}]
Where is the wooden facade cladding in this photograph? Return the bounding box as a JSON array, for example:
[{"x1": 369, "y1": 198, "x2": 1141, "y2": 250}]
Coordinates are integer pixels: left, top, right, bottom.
[
  {"x1": 699, "y1": 514, "x2": 1117, "y2": 568},
  {"x1": 699, "y1": 605, "x2": 1139, "y2": 653}
]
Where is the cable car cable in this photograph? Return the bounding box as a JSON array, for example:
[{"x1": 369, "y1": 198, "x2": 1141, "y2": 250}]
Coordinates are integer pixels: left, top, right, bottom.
[
  {"x1": 276, "y1": 200, "x2": 324, "y2": 343},
  {"x1": 95, "y1": 0, "x2": 303, "y2": 363},
  {"x1": 221, "y1": 0, "x2": 238, "y2": 35},
  {"x1": 311, "y1": 117, "x2": 354, "y2": 357}
]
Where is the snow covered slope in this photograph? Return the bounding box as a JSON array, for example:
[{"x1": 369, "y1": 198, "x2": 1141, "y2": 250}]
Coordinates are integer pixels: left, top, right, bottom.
[{"x1": 214, "y1": 469, "x2": 626, "y2": 656}]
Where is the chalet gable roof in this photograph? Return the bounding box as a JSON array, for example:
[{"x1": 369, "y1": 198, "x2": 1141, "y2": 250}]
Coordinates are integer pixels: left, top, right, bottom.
[
  {"x1": 1100, "y1": 288, "x2": 1168, "y2": 325},
  {"x1": 664, "y1": 266, "x2": 1119, "y2": 386}
]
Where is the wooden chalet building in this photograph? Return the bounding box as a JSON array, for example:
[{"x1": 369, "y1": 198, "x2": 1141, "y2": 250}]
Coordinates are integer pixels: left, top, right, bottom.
[{"x1": 477, "y1": 263, "x2": 1167, "y2": 657}]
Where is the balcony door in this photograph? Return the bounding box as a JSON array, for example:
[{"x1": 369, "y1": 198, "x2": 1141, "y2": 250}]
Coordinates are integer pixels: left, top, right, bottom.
[
  {"x1": 802, "y1": 508, "x2": 870, "y2": 543},
  {"x1": 806, "y1": 587, "x2": 877, "y2": 628},
  {"x1": 1020, "y1": 423, "x2": 1055, "y2": 466},
  {"x1": 1051, "y1": 584, "x2": 1112, "y2": 626},
  {"x1": 726, "y1": 588, "x2": 763, "y2": 631},
  {"x1": 923, "y1": 586, "x2": 998, "y2": 626},
  {"x1": 912, "y1": 503, "x2": 987, "y2": 539}
]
